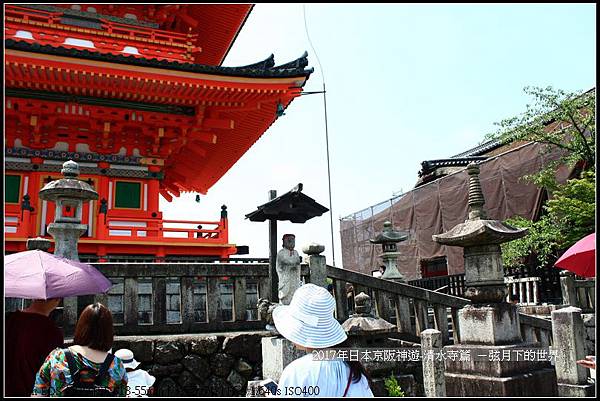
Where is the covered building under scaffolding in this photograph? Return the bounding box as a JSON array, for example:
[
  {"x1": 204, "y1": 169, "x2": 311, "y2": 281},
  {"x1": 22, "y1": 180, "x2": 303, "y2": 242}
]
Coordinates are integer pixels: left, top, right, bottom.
[{"x1": 340, "y1": 130, "x2": 576, "y2": 282}]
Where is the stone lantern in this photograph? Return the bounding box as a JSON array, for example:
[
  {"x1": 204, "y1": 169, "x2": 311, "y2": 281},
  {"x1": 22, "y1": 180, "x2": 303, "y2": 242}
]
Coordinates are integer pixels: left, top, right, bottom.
[
  {"x1": 370, "y1": 221, "x2": 408, "y2": 282},
  {"x1": 39, "y1": 160, "x2": 98, "y2": 261},
  {"x1": 432, "y1": 162, "x2": 556, "y2": 396},
  {"x1": 342, "y1": 292, "x2": 419, "y2": 396},
  {"x1": 342, "y1": 292, "x2": 396, "y2": 345}
]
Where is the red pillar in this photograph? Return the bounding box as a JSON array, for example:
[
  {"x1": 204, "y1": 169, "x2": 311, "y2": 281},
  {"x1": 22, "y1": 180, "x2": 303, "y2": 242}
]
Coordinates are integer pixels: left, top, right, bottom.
[
  {"x1": 96, "y1": 164, "x2": 110, "y2": 241},
  {"x1": 147, "y1": 167, "x2": 161, "y2": 239},
  {"x1": 220, "y1": 204, "x2": 228, "y2": 244}
]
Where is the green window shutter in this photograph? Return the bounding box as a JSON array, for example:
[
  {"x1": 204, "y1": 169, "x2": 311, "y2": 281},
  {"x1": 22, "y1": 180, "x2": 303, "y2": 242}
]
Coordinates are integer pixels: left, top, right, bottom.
[
  {"x1": 5, "y1": 175, "x2": 21, "y2": 203},
  {"x1": 114, "y1": 181, "x2": 141, "y2": 209}
]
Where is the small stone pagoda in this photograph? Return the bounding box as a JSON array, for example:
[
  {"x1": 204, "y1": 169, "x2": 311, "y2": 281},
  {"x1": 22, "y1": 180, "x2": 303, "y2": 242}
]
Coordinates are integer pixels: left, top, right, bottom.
[
  {"x1": 433, "y1": 162, "x2": 556, "y2": 396},
  {"x1": 39, "y1": 160, "x2": 98, "y2": 261}
]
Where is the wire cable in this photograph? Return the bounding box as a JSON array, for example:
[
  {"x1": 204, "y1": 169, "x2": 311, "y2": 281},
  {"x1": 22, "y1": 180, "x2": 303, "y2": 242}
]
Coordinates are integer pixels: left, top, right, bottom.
[{"x1": 303, "y1": 4, "x2": 337, "y2": 267}]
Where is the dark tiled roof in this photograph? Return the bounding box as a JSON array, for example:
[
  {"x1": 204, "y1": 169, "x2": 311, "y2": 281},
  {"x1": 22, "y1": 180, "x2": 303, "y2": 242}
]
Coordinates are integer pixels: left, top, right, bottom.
[
  {"x1": 450, "y1": 139, "x2": 504, "y2": 158},
  {"x1": 418, "y1": 156, "x2": 488, "y2": 177},
  {"x1": 5, "y1": 39, "x2": 314, "y2": 79},
  {"x1": 245, "y1": 184, "x2": 329, "y2": 223},
  {"x1": 21, "y1": 4, "x2": 160, "y2": 28}
]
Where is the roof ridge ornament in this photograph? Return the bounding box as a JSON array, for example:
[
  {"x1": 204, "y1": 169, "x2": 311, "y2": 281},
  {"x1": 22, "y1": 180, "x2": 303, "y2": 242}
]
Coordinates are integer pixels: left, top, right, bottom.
[
  {"x1": 273, "y1": 51, "x2": 309, "y2": 70},
  {"x1": 238, "y1": 53, "x2": 275, "y2": 70}
]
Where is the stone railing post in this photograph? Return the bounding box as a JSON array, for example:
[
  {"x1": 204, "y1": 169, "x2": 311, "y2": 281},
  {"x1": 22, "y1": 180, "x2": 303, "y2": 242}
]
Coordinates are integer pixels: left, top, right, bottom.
[
  {"x1": 421, "y1": 329, "x2": 446, "y2": 397},
  {"x1": 551, "y1": 306, "x2": 594, "y2": 396},
  {"x1": 303, "y1": 243, "x2": 326, "y2": 288},
  {"x1": 532, "y1": 278, "x2": 540, "y2": 305},
  {"x1": 560, "y1": 272, "x2": 577, "y2": 307}
]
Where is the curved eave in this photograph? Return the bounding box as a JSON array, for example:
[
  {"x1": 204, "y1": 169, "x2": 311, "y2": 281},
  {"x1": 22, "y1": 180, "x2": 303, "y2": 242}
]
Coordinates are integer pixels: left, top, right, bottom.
[
  {"x1": 432, "y1": 219, "x2": 528, "y2": 247},
  {"x1": 166, "y1": 95, "x2": 301, "y2": 196},
  {"x1": 5, "y1": 39, "x2": 313, "y2": 79},
  {"x1": 369, "y1": 235, "x2": 408, "y2": 244}
]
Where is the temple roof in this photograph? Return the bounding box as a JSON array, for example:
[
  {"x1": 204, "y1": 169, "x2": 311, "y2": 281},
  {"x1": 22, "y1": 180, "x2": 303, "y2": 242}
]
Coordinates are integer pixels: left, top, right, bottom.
[
  {"x1": 5, "y1": 39, "x2": 314, "y2": 78},
  {"x1": 451, "y1": 139, "x2": 504, "y2": 158},
  {"x1": 5, "y1": 38, "x2": 313, "y2": 198},
  {"x1": 418, "y1": 156, "x2": 488, "y2": 177}
]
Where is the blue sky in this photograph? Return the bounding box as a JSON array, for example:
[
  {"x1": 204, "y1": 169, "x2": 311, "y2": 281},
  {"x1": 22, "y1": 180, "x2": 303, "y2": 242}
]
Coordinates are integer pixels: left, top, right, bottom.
[{"x1": 160, "y1": 3, "x2": 596, "y2": 266}]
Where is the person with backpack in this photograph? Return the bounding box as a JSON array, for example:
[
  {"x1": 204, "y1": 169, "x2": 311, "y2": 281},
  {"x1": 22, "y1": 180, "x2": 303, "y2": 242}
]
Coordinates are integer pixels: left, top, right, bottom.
[{"x1": 32, "y1": 303, "x2": 128, "y2": 397}]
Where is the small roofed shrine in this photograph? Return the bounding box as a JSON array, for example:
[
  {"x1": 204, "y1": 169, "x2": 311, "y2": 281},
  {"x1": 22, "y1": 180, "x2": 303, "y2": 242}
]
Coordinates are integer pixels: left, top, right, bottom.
[
  {"x1": 4, "y1": 4, "x2": 313, "y2": 261},
  {"x1": 245, "y1": 183, "x2": 329, "y2": 224},
  {"x1": 246, "y1": 183, "x2": 329, "y2": 301}
]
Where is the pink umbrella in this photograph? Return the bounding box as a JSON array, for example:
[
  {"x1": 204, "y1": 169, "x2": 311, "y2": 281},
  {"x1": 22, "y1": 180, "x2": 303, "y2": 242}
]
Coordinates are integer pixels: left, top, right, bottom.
[
  {"x1": 5, "y1": 250, "x2": 112, "y2": 299},
  {"x1": 555, "y1": 233, "x2": 596, "y2": 278}
]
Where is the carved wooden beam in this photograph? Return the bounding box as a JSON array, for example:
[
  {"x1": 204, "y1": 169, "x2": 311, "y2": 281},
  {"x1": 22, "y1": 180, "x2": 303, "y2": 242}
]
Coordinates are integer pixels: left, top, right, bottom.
[
  {"x1": 202, "y1": 118, "x2": 234, "y2": 130},
  {"x1": 188, "y1": 129, "x2": 217, "y2": 144}
]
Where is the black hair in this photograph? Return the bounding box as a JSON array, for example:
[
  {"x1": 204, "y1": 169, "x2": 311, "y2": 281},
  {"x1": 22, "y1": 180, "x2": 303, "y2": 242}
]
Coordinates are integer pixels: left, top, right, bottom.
[{"x1": 336, "y1": 339, "x2": 372, "y2": 387}]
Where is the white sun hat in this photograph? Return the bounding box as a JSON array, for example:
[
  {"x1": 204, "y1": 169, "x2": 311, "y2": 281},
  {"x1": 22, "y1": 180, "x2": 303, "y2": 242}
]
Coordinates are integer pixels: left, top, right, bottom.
[
  {"x1": 272, "y1": 283, "x2": 347, "y2": 349},
  {"x1": 114, "y1": 348, "x2": 140, "y2": 369}
]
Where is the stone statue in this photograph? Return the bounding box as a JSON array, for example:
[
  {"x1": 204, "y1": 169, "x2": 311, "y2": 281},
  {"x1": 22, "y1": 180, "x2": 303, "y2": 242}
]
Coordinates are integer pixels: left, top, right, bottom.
[
  {"x1": 276, "y1": 234, "x2": 302, "y2": 305},
  {"x1": 257, "y1": 298, "x2": 278, "y2": 333}
]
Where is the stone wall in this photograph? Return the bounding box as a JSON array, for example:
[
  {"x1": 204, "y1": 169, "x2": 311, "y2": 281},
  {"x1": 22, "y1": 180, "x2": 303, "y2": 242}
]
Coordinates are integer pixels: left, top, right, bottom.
[
  {"x1": 110, "y1": 331, "x2": 270, "y2": 397},
  {"x1": 65, "y1": 331, "x2": 426, "y2": 397},
  {"x1": 582, "y1": 313, "x2": 595, "y2": 355}
]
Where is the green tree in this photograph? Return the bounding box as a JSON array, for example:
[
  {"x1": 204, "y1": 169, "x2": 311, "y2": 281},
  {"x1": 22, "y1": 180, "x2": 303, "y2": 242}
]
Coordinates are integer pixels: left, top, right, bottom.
[
  {"x1": 488, "y1": 86, "x2": 595, "y2": 191},
  {"x1": 502, "y1": 171, "x2": 595, "y2": 267},
  {"x1": 490, "y1": 87, "x2": 596, "y2": 269}
]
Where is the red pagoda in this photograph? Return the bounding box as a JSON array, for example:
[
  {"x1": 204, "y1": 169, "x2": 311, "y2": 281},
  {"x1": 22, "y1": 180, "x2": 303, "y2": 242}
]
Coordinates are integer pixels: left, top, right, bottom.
[{"x1": 4, "y1": 4, "x2": 313, "y2": 261}]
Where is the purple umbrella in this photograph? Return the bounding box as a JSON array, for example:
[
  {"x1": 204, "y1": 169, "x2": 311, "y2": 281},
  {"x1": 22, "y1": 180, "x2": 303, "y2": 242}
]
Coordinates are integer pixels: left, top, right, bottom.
[{"x1": 5, "y1": 250, "x2": 112, "y2": 299}]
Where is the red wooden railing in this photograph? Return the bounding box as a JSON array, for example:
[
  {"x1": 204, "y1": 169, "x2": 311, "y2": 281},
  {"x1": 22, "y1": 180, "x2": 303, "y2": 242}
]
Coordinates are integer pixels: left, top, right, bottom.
[{"x1": 98, "y1": 216, "x2": 228, "y2": 244}]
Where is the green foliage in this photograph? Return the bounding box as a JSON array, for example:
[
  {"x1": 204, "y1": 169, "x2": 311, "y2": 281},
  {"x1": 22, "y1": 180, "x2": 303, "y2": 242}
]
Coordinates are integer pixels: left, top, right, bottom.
[
  {"x1": 488, "y1": 86, "x2": 596, "y2": 270},
  {"x1": 487, "y1": 86, "x2": 595, "y2": 191},
  {"x1": 502, "y1": 171, "x2": 595, "y2": 268},
  {"x1": 545, "y1": 170, "x2": 596, "y2": 245},
  {"x1": 384, "y1": 373, "x2": 405, "y2": 397}
]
